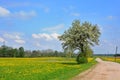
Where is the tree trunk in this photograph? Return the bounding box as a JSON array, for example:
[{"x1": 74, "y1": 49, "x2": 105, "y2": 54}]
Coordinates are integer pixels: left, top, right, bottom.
[
  {"x1": 76, "y1": 45, "x2": 88, "y2": 64},
  {"x1": 76, "y1": 53, "x2": 81, "y2": 64}
]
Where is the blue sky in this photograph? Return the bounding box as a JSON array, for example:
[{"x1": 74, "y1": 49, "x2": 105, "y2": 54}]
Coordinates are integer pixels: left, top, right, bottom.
[{"x1": 0, "y1": 0, "x2": 120, "y2": 54}]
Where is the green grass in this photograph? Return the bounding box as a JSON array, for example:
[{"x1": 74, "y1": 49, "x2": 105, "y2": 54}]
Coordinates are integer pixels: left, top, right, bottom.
[{"x1": 0, "y1": 57, "x2": 97, "y2": 80}]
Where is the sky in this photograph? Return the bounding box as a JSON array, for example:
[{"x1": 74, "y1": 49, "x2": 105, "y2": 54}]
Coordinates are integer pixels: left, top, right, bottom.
[{"x1": 0, "y1": 0, "x2": 120, "y2": 54}]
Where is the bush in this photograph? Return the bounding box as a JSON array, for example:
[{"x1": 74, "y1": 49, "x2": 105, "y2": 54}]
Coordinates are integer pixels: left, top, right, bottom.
[{"x1": 76, "y1": 53, "x2": 88, "y2": 64}]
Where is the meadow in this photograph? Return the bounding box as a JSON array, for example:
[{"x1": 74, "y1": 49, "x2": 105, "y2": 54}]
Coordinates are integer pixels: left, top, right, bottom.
[{"x1": 0, "y1": 57, "x2": 96, "y2": 80}]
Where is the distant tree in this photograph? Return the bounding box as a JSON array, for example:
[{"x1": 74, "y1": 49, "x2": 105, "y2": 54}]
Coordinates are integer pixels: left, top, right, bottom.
[
  {"x1": 13, "y1": 48, "x2": 19, "y2": 57},
  {"x1": 19, "y1": 47, "x2": 25, "y2": 57},
  {"x1": 59, "y1": 20, "x2": 101, "y2": 64},
  {"x1": 54, "y1": 50, "x2": 58, "y2": 57},
  {"x1": 114, "y1": 54, "x2": 120, "y2": 57},
  {"x1": 31, "y1": 50, "x2": 40, "y2": 57},
  {"x1": 1, "y1": 45, "x2": 7, "y2": 57},
  {"x1": 25, "y1": 50, "x2": 32, "y2": 57},
  {"x1": 7, "y1": 49, "x2": 14, "y2": 57}
]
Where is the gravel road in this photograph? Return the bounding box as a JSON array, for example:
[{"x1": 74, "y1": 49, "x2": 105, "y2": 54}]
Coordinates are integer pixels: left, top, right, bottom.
[{"x1": 73, "y1": 58, "x2": 120, "y2": 80}]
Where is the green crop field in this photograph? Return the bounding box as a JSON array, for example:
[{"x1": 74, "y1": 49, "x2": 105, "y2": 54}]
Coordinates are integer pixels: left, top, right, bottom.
[{"x1": 0, "y1": 57, "x2": 96, "y2": 80}]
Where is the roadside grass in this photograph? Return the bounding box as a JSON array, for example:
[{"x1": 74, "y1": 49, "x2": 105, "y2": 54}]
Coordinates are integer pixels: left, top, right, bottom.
[{"x1": 0, "y1": 57, "x2": 97, "y2": 80}]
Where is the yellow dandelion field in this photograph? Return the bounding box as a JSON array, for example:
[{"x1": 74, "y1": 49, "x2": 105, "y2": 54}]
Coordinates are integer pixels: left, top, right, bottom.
[
  {"x1": 102, "y1": 57, "x2": 120, "y2": 63},
  {"x1": 0, "y1": 57, "x2": 95, "y2": 80}
]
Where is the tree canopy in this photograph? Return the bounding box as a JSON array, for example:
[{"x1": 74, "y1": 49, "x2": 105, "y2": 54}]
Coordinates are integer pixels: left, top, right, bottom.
[{"x1": 59, "y1": 20, "x2": 101, "y2": 63}]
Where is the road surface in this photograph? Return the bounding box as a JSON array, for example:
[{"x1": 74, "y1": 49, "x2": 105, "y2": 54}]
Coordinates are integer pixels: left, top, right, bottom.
[{"x1": 73, "y1": 58, "x2": 120, "y2": 80}]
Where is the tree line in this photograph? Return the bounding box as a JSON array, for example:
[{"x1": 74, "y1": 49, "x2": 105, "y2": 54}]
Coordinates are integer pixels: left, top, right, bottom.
[
  {"x1": 0, "y1": 45, "x2": 77, "y2": 57},
  {"x1": 0, "y1": 45, "x2": 24, "y2": 57}
]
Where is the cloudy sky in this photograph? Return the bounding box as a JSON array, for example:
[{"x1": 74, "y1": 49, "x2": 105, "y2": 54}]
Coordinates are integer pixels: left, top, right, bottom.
[{"x1": 0, "y1": 0, "x2": 120, "y2": 54}]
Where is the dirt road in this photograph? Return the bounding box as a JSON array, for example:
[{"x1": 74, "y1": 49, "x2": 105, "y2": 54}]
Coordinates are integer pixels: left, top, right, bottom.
[{"x1": 73, "y1": 58, "x2": 120, "y2": 80}]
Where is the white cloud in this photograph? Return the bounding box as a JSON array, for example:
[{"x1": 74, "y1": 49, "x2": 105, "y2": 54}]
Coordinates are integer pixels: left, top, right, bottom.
[
  {"x1": 107, "y1": 16, "x2": 114, "y2": 20},
  {"x1": 32, "y1": 34, "x2": 40, "y2": 39},
  {"x1": 63, "y1": 5, "x2": 75, "y2": 13},
  {"x1": 71, "y1": 13, "x2": 80, "y2": 17},
  {"x1": 0, "y1": 6, "x2": 36, "y2": 19},
  {"x1": 63, "y1": 6, "x2": 80, "y2": 17},
  {"x1": 38, "y1": 33, "x2": 52, "y2": 40},
  {"x1": 3, "y1": 33, "x2": 21, "y2": 40},
  {"x1": 14, "y1": 11, "x2": 36, "y2": 19},
  {"x1": 3, "y1": 32, "x2": 25, "y2": 44},
  {"x1": 32, "y1": 33, "x2": 60, "y2": 41},
  {"x1": 44, "y1": 7, "x2": 50, "y2": 13},
  {"x1": 0, "y1": 6, "x2": 10, "y2": 17},
  {"x1": 15, "y1": 39, "x2": 25, "y2": 44},
  {"x1": 51, "y1": 33, "x2": 60, "y2": 40},
  {"x1": 42, "y1": 24, "x2": 64, "y2": 32},
  {"x1": 32, "y1": 42, "x2": 41, "y2": 47},
  {"x1": 32, "y1": 33, "x2": 52, "y2": 41},
  {"x1": 32, "y1": 34, "x2": 62, "y2": 50},
  {"x1": 0, "y1": 37, "x2": 5, "y2": 42}
]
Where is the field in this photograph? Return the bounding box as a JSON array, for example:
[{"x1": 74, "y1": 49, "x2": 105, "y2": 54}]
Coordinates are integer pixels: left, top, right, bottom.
[
  {"x1": 101, "y1": 57, "x2": 120, "y2": 63},
  {"x1": 0, "y1": 57, "x2": 96, "y2": 80}
]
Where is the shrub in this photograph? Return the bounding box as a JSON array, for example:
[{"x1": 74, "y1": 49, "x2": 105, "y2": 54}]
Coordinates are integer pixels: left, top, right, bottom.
[{"x1": 76, "y1": 53, "x2": 88, "y2": 64}]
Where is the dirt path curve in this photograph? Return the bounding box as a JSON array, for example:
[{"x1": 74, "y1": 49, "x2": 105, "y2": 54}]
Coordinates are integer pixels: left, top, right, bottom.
[{"x1": 73, "y1": 58, "x2": 120, "y2": 80}]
